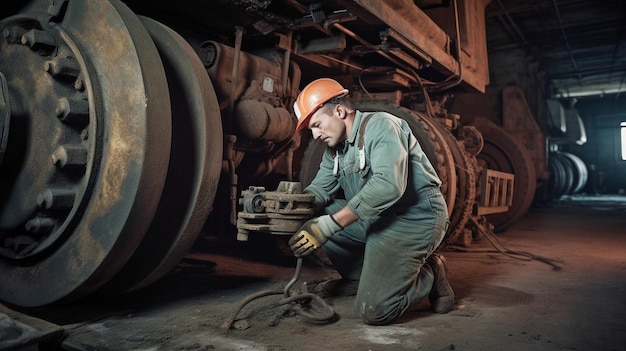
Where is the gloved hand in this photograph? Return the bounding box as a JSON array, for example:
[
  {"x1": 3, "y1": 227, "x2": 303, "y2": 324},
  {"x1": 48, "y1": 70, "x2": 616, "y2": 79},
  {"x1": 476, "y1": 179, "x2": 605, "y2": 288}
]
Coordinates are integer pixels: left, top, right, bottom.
[{"x1": 289, "y1": 215, "x2": 343, "y2": 257}]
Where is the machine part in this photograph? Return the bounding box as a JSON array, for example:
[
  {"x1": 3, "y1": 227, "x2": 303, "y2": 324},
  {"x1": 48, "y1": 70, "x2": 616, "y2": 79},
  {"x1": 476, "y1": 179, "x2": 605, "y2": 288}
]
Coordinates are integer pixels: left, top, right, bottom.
[
  {"x1": 344, "y1": 0, "x2": 488, "y2": 93},
  {"x1": 437, "y1": 126, "x2": 477, "y2": 246},
  {"x1": 0, "y1": 0, "x2": 172, "y2": 307},
  {"x1": 469, "y1": 117, "x2": 537, "y2": 232},
  {"x1": 560, "y1": 152, "x2": 588, "y2": 194},
  {"x1": 263, "y1": 181, "x2": 316, "y2": 215},
  {"x1": 547, "y1": 151, "x2": 588, "y2": 199},
  {"x1": 0, "y1": 73, "x2": 10, "y2": 168},
  {"x1": 236, "y1": 181, "x2": 315, "y2": 241},
  {"x1": 200, "y1": 40, "x2": 285, "y2": 106},
  {"x1": 227, "y1": 26, "x2": 244, "y2": 137},
  {"x1": 99, "y1": 16, "x2": 223, "y2": 294},
  {"x1": 240, "y1": 186, "x2": 267, "y2": 213},
  {"x1": 476, "y1": 169, "x2": 515, "y2": 215},
  {"x1": 460, "y1": 125, "x2": 484, "y2": 157},
  {"x1": 225, "y1": 134, "x2": 240, "y2": 226},
  {"x1": 546, "y1": 152, "x2": 571, "y2": 198},
  {"x1": 234, "y1": 100, "x2": 295, "y2": 141}
]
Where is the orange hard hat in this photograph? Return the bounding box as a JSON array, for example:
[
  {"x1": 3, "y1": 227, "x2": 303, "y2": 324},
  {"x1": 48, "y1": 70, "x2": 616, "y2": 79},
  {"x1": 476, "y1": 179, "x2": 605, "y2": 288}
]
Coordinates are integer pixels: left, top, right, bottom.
[{"x1": 293, "y1": 78, "x2": 349, "y2": 131}]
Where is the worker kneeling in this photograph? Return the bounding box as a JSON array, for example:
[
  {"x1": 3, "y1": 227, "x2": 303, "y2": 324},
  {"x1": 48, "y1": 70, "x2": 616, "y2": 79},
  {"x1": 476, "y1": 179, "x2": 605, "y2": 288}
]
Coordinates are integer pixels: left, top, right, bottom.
[{"x1": 289, "y1": 78, "x2": 454, "y2": 325}]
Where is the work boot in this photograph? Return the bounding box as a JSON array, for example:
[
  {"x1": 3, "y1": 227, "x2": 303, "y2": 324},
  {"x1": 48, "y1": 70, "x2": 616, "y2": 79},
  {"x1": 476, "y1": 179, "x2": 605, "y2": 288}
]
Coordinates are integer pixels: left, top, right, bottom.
[{"x1": 426, "y1": 253, "x2": 455, "y2": 313}]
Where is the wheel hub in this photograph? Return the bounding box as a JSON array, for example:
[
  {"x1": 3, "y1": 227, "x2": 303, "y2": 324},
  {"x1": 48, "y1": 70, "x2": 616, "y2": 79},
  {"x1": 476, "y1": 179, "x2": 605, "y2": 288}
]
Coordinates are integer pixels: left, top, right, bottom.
[
  {"x1": 0, "y1": 0, "x2": 173, "y2": 307},
  {"x1": 0, "y1": 15, "x2": 94, "y2": 259}
]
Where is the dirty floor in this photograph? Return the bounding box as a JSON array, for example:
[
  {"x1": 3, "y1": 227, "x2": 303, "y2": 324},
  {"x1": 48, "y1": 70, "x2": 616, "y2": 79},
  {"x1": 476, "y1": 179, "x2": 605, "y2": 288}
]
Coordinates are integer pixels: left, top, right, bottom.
[{"x1": 2, "y1": 196, "x2": 626, "y2": 351}]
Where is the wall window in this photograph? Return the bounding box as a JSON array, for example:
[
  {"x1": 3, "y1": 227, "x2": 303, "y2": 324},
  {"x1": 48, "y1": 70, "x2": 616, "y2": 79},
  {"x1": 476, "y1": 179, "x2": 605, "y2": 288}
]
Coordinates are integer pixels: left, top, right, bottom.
[{"x1": 622, "y1": 122, "x2": 626, "y2": 160}]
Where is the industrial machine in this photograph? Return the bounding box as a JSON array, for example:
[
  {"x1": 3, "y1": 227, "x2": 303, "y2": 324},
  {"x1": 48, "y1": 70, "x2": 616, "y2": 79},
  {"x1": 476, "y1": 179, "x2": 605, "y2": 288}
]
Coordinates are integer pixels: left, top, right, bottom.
[{"x1": 0, "y1": 0, "x2": 539, "y2": 307}]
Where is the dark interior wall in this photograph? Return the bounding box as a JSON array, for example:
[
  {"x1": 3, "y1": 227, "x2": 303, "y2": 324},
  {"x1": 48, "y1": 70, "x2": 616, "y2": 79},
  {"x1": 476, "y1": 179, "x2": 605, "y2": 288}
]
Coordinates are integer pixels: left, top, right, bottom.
[
  {"x1": 568, "y1": 95, "x2": 626, "y2": 193},
  {"x1": 487, "y1": 49, "x2": 547, "y2": 127},
  {"x1": 450, "y1": 49, "x2": 548, "y2": 126},
  {"x1": 452, "y1": 47, "x2": 626, "y2": 195}
]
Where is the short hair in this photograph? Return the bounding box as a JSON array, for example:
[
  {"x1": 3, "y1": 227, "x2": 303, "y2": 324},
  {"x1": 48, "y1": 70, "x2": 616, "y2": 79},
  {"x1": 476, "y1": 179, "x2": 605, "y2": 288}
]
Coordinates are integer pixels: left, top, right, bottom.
[{"x1": 320, "y1": 96, "x2": 352, "y2": 115}]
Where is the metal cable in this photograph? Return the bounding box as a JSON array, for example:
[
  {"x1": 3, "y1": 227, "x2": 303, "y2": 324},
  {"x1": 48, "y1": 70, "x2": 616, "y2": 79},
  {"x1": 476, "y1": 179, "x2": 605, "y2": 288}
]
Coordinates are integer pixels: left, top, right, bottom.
[
  {"x1": 446, "y1": 217, "x2": 563, "y2": 271},
  {"x1": 220, "y1": 258, "x2": 336, "y2": 330}
]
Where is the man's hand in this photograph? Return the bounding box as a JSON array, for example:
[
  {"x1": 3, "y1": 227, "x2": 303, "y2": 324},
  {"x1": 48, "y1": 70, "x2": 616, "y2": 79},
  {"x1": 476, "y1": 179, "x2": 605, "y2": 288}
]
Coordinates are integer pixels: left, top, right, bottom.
[{"x1": 289, "y1": 215, "x2": 343, "y2": 257}]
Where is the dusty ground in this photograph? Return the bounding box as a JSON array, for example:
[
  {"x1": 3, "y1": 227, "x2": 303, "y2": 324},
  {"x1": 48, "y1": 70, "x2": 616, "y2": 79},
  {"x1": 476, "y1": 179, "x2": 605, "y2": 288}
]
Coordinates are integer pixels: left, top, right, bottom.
[{"x1": 2, "y1": 197, "x2": 626, "y2": 350}]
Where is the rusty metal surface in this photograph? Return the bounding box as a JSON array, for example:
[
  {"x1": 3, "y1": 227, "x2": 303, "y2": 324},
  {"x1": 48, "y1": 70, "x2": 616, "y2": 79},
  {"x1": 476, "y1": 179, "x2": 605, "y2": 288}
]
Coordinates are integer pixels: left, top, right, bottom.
[
  {"x1": 470, "y1": 117, "x2": 537, "y2": 232},
  {"x1": 0, "y1": 0, "x2": 172, "y2": 307},
  {"x1": 98, "y1": 16, "x2": 224, "y2": 295},
  {"x1": 346, "y1": 0, "x2": 490, "y2": 92},
  {"x1": 436, "y1": 125, "x2": 477, "y2": 246},
  {"x1": 234, "y1": 100, "x2": 295, "y2": 142},
  {"x1": 0, "y1": 0, "x2": 545, "y2": 308},
  {"x1": 237, "y1": 182, "x2": 315, "y2": 239},
  {"x1": 0, "y1": 73, "x2": 9, "y2": 169},
  {"x1": 477, "y1": 169, "x2": 514, "y2": 215}
]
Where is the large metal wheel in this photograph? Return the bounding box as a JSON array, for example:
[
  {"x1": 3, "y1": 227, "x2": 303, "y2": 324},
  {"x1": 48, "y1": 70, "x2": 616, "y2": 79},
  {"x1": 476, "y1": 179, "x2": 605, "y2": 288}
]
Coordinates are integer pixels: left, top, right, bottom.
[
  {"x1": 437, "y1": 128, "x2": 476, "y2": 245},
  {"x1": 469, "y1": 117, "x2": 537, "y2": 232},
  {"x1": 100, "y1": 17, "x2": 223, "y2": 294},
  {"x1": 0, "y1": 0, "x2": 172, "y2": 307}
]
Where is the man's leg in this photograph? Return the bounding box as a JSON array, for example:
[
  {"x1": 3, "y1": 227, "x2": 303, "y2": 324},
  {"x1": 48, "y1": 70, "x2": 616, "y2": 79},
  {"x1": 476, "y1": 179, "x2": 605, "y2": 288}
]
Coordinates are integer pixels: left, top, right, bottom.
[
  {"x1": 355, "y1": 219, "x2": 438, "y2": 325},
  {"x1": 355, "y1": 191, "x2": 450, "y2": 325}
]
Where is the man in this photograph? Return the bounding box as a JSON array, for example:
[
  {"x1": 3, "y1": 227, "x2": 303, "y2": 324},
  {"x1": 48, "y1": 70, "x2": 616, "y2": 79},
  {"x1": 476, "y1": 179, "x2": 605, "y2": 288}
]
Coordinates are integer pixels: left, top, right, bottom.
[{"x1": 289, "y1": 78, "x2": 453, "y2": 325}]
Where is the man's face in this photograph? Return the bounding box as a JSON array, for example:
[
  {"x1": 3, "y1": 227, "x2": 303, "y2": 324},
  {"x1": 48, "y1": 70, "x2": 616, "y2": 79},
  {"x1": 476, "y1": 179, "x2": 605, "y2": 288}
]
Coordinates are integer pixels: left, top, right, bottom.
[{"x1": 308, "y1": 104, "x2": 346, "y2": 148}]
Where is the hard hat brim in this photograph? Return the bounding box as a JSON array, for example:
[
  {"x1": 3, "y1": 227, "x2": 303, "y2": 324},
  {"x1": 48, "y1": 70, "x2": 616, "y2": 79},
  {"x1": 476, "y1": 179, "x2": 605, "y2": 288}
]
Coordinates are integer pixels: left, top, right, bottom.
[{"x1": 294, "y1": 88, "x2": 348, "y2": 132}]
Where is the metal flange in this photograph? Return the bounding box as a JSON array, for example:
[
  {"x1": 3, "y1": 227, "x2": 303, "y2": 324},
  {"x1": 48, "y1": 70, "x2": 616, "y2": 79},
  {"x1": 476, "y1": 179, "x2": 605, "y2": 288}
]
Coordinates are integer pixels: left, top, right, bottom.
[{"x1": 0, "y1": 0, "x2": 172, "y2": 307}]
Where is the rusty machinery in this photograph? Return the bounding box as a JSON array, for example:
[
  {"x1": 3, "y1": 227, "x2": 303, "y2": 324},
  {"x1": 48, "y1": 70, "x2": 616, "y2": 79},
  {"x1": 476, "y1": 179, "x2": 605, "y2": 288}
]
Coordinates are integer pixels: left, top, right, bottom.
[
  {"x1": 0, "y1": 0, "x2": 537, "y2": 307},
  {"x1": 236, "y1": 181, "x2": 316, "y2": 241}
]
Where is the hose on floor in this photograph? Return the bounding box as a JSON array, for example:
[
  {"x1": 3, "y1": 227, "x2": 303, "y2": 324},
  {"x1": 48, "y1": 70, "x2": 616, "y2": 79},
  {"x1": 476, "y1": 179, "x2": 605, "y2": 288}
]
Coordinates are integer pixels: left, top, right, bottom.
[
  {"x1": 220, "y1": 258, "x2": 336, "y2": 330},
  {"x1": 449, "y1": 217, "x2": 563, "y2": 271}
]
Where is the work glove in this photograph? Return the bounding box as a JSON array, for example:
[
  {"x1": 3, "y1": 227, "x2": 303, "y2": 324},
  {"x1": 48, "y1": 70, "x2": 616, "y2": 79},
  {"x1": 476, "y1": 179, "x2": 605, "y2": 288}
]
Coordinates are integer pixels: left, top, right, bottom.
[{"x1": 289, "y1": 215, "x2": 343, "y2": 257}]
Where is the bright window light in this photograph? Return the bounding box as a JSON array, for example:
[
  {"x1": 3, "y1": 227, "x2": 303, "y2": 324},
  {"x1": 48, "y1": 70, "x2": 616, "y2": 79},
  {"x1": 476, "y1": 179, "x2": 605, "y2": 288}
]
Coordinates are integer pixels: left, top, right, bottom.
[{"x1": 622, "y1": 122, "x2": 626, "y2": 160}]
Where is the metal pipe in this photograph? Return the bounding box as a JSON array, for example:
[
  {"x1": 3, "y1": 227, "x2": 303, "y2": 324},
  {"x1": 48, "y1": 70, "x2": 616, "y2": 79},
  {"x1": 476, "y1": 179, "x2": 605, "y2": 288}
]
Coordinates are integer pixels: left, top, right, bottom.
[
  {"x1": 228, "y1": 26, "x2": 244, "y2": 226},
  {"x1": 332, "y1": 23, "x2": 410, "y2": 73},
  {"x1": 281, "y1": 31, "x2": 293, "y2": 95},
  {"x1": 227, "y1": 26, "x2": 245, "y2": 134}
]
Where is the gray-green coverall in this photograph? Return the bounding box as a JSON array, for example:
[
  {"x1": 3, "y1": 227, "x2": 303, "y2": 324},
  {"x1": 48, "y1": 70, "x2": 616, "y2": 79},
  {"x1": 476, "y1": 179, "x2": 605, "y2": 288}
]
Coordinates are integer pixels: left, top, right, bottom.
[{"x1": 305, "y1": 110, "x2": 449, "y2": 325}]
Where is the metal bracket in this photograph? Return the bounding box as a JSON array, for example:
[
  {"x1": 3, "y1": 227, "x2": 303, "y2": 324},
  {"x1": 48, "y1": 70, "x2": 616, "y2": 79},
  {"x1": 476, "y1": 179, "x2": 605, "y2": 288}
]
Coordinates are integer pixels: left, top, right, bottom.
[{"x1": 236, "y1": 181, "x2": 315, "y2": 241}]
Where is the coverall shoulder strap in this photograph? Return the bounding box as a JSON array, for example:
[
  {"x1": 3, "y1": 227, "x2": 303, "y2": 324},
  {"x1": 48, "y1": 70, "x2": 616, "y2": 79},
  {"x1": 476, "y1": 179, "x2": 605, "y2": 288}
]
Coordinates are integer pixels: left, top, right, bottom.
[
  {"x1": 356, "y1": 112, "x2": 375, "y2": 171},
  {"x1": 358, "y1": 112, "x2": 375, "y2": 150}
]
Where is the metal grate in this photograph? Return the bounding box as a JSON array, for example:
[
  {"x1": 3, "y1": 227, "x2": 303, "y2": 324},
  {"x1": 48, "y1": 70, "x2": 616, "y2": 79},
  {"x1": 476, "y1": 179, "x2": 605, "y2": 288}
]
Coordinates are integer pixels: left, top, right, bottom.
[{"x1": 477, "y1": 169, "x2": 515, "y2": 215}]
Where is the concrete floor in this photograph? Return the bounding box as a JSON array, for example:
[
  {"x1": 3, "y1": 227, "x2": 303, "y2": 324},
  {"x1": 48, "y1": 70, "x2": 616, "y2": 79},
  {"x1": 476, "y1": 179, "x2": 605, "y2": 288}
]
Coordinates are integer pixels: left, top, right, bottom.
[{"x1": 2, "y1": 195, "x2": 626, "y2": 350}]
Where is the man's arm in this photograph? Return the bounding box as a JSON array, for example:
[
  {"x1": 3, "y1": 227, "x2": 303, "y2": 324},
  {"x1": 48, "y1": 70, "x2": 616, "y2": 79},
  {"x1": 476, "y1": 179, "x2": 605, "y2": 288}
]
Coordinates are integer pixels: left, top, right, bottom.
[
  {"x1": 346, "y1": 116, "x2": 409, "y2": 218},
  {"x1": 305, "y1": 147, "x2": 340, "y2": 211},
  {"x1": 331, "y1": 205, "x2": 359, "y2": 228}
]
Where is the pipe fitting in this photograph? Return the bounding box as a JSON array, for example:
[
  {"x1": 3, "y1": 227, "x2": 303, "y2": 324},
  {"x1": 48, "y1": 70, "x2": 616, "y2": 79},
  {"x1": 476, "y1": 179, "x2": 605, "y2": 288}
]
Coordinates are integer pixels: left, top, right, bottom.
[{"x1": 234, "y1": 99, "x2": 295, "y2": 142}]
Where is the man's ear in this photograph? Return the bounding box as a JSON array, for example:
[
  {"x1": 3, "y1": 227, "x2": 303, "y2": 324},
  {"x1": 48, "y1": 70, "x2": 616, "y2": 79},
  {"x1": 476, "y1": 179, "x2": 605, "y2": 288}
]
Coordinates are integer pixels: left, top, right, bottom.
[{"x1": 335, "y1": 104, "x2": 346, "y2": 120}]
